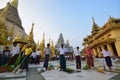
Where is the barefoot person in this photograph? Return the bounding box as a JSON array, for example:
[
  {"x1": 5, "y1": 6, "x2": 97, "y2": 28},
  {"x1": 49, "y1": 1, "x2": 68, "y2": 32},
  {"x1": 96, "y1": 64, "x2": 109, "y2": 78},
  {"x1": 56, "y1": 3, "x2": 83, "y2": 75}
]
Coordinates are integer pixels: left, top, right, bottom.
[
  {"x1": 85, "y1": 46, "x2": 94, "y2": 69},
  {"x1": 19, "y1": 44, "x2": 32, "y2": 73},
  {"x1": 43, "y1": 43, "x2": 51, "y2": 70},
  {"x1": 7, "y1": 42, "x2": 20, "y2": 66},
  {"x1": 101, "y1": 46, "x2": 113, "y2": 70},
  {"x1": 58, "y1": 44, "x2": 66, "y2": 71},
  {"x1": 74, "y1": 46, "x2": 81, "y2": 71}
]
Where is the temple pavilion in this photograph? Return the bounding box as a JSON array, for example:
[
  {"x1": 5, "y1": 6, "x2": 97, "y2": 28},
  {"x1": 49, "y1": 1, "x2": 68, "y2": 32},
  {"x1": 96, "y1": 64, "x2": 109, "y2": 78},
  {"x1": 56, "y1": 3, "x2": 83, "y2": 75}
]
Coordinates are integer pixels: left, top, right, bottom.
[{"x1": 83, "y1": 17, "x2": 120, "y2": 58}]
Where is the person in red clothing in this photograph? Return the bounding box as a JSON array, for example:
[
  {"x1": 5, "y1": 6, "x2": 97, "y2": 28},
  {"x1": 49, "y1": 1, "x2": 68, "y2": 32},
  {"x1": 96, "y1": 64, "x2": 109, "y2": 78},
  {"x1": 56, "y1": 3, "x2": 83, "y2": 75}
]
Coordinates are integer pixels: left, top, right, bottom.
[{"x1": 85, "y1": 46, "x2": 94, "y2": 69}]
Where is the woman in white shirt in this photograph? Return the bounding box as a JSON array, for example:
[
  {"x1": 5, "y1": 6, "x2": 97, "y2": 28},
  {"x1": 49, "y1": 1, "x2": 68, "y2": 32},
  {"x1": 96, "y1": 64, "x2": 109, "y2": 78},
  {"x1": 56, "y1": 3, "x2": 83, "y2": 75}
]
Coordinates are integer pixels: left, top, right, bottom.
[
  {"x1": 74, "y1": 46, "x2": 81, "y2": 71},
  {"x1": 101, "y1": 46, "x2": 113, "y2": 70}
]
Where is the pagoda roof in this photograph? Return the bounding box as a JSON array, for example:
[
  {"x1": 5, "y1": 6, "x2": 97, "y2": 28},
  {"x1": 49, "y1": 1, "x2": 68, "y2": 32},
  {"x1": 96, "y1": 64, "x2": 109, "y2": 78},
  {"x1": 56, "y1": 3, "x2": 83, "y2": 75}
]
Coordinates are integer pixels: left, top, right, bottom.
[{"x1": 90, "y1": 38, "x2": 116, "y2": 48}]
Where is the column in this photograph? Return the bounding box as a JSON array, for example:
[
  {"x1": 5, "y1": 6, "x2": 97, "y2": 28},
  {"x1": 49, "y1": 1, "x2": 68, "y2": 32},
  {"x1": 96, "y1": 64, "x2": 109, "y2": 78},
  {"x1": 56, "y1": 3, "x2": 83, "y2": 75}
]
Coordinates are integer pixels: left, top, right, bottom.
[
  {"x1": 101, "y1": 46, "x2": 104, "y2": 51},
  {"x1": 97, "y1": 47, "x2": 102, "y2": 58},
  {"x1": 107, "y1": 43, "x2": 114, "y2": 56},
  {"x1": 92, "y1": 48, "x2": 97, "y2": 57},
  {"x1": 115, "y1": 40, "x2": 120, "y2": 57}
]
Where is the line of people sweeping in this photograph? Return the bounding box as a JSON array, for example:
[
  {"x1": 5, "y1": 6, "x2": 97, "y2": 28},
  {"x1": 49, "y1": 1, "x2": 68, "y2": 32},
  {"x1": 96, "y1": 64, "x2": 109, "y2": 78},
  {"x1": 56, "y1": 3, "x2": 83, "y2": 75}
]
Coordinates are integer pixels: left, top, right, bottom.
[
  {"x1": 18, "y1": 43, "x2": 114, "y2": 73},
  {"x1": 0, "y1": 42, "x2": 115, "y2": 73}
]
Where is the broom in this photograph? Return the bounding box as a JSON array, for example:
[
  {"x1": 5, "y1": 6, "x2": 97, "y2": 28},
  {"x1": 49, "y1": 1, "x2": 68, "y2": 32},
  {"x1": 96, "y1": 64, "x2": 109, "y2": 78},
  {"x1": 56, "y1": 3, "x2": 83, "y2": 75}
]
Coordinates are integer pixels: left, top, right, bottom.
[
  {"x1": 13, "y1": 56, "x2": 27, "y2": 74},
  {"x1": 95, "y1": 58, "x2": 105, "y2": 73}
]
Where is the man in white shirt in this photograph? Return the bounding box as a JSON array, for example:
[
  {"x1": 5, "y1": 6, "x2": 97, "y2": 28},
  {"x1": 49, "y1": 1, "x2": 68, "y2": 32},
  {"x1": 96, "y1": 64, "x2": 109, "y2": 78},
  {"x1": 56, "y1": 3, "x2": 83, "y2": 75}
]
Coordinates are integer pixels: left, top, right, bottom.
[
  {"x1": 43, "y1": 43, "x2": 51, "y2": 70},
  {"x1": 101, "y1": 46, "x2": 113, "y2": 70},
  {"x1": 74, "y1": 46, "x2": 81, "y2": 71},
  {"x1": 7, "y1": 42, "x2": 20, "y2": 66},
  {"x1": 35, "y1": 48, "x2": 41, "y2": 64},
  {"x1": 58, "y1": 44, "x2": 66, "y2": 71},
  {"x1": 30, "y1": 50, "x2": 37, "y2": 64}
]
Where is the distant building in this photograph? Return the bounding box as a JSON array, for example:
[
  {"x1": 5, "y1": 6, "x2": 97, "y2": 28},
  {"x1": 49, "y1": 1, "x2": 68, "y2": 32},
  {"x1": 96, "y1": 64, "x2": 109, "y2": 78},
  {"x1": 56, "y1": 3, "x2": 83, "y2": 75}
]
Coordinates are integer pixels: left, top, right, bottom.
[
  {"x1": 55, "y1": 33, "x2": 74, "y2": 53},
  {"x1": 83, "y1": 17, "x2": 120, "y2": 58},
  {"x1": 55, "y1": 33, "x2": 65, "y2": 49}
]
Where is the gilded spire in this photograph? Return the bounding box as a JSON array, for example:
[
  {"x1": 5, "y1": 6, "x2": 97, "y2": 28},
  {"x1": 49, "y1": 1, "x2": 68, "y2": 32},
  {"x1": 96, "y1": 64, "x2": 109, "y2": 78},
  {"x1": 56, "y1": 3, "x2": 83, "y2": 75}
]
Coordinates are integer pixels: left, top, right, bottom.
[
  {"x1": 49, "y1": 38, "x2": 51, "y2": 44},
  {"x1": 40, "y1": 33, "x2": 45, "y2": 57},
  {"x1": 36, "y1": 40, "x2": 40, "y2": 49},
  {"x1": 91, "y1": 17, "x2": 100, "y2": 36},
  {"x1": 42, "y1": 33, "x2": 45, "y2": 43},
  {"x1": 50, "y1": 40, "x2": 55, "y2": 57},
  {"x1": 51, "y1": 41, "x2": 54, "y2": 47},
  {"x1": 92, "y1": 17, "x2": 96, "y2": 25},
  {"x1": 10, "y1": 0, "x2": 18, "y2": 9},
  {"x1": 31, "y1": 23, "x2": 34, "y2": 33},
  {"x1": 27, "y1": 23, "x2": 34, "y2": 41}
]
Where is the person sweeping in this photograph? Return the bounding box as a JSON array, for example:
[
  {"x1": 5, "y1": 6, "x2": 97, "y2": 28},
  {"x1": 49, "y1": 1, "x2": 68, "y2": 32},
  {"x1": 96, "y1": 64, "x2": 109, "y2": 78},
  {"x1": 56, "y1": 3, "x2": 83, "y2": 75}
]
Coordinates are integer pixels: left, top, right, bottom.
[
  {"x1": 19, "y1": 44, "x2": 32, "y2": 73},
  {"x1": 85, "y1": 46, "x2": 94, "y2": 69},
  {"x1": 74, "y1": 46, "x2": 81, "y2": 71},
  {"x1": 58, "y1": 44, "x2": 66, "y2": 71},
  {"x1": 101, "y1": 46, "x2": 113, "y2": 70}
]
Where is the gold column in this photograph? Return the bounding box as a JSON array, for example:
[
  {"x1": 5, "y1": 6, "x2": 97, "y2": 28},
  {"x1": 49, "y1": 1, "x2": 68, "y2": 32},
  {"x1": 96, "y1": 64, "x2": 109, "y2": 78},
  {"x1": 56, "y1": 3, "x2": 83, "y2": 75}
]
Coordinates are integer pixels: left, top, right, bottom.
[
  {"x1": 107, "y1": 44, "x2": 114, "y2": 56},
  {"x1": 92, "y1": 48, "x2": 97, "y2": 57},
  {"x1": 115, "y1": 38, "x2": 120, "y2": 57},
  {"x1": 101, "y1": 46, "x2": 104, "y2": 51},
  {"x1": 97, "y1": 47, "x2": 102, "y2": 57}
]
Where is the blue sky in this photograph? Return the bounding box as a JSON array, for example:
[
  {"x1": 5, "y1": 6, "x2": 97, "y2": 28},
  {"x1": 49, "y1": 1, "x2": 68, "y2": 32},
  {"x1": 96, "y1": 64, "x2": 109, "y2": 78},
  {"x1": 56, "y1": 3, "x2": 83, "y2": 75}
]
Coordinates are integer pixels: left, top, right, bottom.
[{"x1": 0, "y1": 0, "x2": 120, "y2": 49}]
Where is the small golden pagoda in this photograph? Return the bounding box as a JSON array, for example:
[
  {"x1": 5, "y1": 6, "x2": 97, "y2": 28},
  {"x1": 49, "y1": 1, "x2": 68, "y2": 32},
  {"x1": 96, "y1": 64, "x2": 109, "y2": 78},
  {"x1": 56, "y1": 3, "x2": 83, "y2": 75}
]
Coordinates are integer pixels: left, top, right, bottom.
[
  {"x1": 40, "y1": 33, "x2": 45, "y2": 57},
  {"x1": 83, "y1": 17, "x2": 120, "y2": 58},
  {"x1": 27, "y1": 23, "x2": 34, "y2": 44},
  {"x1": 36, "y1": 40, "x2": 40, "y2": 49},
  {"x1": 12, "y1": 31, "x2": 27, "y2": 44},
  {"x1": 27, "y1": 23, "x2": 36, "y2": 50},
  {"x1": 12, "y1": 31, "x2": 27, "y2": 49},
  {"x1": 50, "y1": 40, "x2": 55, "y2": 58}
]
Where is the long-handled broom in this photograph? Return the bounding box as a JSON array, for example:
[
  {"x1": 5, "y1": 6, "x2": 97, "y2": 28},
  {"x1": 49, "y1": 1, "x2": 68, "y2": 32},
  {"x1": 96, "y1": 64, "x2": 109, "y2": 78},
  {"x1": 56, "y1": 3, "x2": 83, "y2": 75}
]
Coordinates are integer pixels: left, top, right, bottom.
[
  {"x1": 95, "y1": 58, "x2": 105, "y2": 73},
  {"x1": 13, "y1": 56, "x2": 27, "y2": 74}
]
